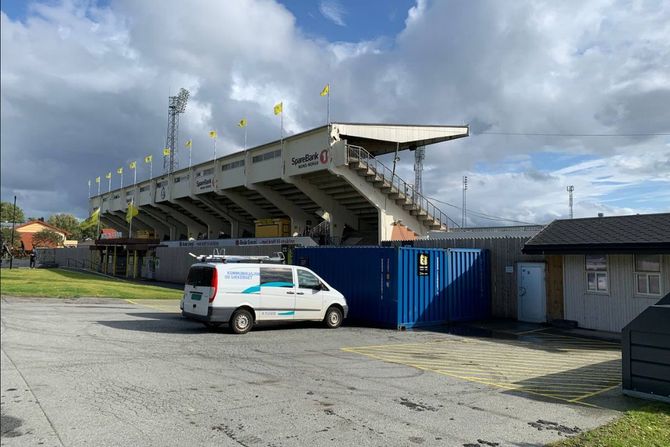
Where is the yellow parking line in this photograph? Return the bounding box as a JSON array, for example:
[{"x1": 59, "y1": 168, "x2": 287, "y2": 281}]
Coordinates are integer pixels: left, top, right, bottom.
[
  {"x1": 343, "y1": 336, "x2": 621, "y2": 408},
  {"x1": 569, "y1": 384, "x2": 621, "y2": 402}
]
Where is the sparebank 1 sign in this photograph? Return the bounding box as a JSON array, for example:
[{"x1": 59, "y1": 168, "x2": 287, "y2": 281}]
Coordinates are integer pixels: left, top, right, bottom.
[
  {"x1": 289, "y1": 149, "x2": 329, "y2": 174},
  {"x1": 195, "y1": 169, "x2": 217, "y2": 192}
]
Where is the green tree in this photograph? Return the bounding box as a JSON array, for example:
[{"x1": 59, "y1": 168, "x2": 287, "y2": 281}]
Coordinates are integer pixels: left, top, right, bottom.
[
  {"x1": 1, "y1": 201, "x2": 25, "y2": 223},
  {"x1": 32, "y1": 229, "x2": 63, "y2": 248},
  {"x1": 48, "y1": 213, "x2": 80, "y2": 240},
  {"x1": 1, "y1": 228, "x2": 21, "y2": 250},
  {"x1": 80, "y1": 225, "x2": 97, "y2": 240}
]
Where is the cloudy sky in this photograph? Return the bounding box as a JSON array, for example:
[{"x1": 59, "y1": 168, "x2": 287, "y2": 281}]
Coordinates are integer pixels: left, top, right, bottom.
[{"x1": 1, "y1": 0, "x2": 669, "y2": 225}]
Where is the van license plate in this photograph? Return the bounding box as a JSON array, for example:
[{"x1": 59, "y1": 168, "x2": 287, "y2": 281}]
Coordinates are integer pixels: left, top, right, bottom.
[{"x1": 191, "y1": 292, "x2": 202, "y2": 301}]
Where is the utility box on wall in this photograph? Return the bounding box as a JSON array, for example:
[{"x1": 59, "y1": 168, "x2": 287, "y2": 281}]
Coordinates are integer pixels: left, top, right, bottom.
[{"x1": 293, "y1": 247, "x2": 490, "y2": 329}]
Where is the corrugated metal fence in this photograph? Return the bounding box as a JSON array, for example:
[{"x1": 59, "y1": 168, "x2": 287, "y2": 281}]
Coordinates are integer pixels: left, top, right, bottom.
[{"x1": 153, "y1": 245, "x2": 284, "y2": 283}]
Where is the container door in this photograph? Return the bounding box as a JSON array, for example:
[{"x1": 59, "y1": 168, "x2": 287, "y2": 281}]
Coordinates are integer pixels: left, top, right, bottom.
[
  {"x1": 294, "y1": 268, "x2": 327, "y2": 320},
  {"x1": 258, "y1": 266, "x2": 296, "y2": 320},
  {"x1": 517, "y1": 262, "x2": 546, "y2": 323}
]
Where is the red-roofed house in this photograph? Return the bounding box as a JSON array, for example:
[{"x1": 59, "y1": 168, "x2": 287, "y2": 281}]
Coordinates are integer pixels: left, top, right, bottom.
[{"x1": 15, "y1": 220, "x2": 69, "y2": 251}]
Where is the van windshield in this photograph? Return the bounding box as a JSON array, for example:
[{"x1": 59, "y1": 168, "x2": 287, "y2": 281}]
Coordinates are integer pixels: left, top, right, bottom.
[{"x1": 186, "y1": 266, "x2": 215, "y2": 287}]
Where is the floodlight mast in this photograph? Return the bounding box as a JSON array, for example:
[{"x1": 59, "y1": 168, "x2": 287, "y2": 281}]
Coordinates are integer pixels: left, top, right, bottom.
[{"x1": 164, "y1": 88, "x2": 190, "y2": 174}]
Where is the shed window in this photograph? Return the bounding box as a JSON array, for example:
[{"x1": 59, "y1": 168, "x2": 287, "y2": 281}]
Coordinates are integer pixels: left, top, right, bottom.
[
  {"x1": 635, "y1": 254, "x2": 661, "y2": 296},
  {"x1": 585, "y1": 255, "x2": 608, "y2": 293}
]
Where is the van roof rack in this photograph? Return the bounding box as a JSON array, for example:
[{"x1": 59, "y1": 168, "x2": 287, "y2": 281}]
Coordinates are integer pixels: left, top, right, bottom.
[{"x1": 188, "y1": 251, "x2": 286, "y2": 264}]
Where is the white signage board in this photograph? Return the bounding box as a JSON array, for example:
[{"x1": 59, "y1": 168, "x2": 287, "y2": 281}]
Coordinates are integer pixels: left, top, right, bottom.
[
  {"x1": 194, "y1": 169, "x2": 217, "y2": 192},
  {"x1": 161, "y1": 236, "x2": 318, "y2": 248}
]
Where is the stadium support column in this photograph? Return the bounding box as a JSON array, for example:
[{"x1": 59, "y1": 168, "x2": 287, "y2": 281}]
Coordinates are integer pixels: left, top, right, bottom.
[
  {"x1": 153, "y1": 203, "x2": 207, "y2": 240},
  {"x1": 216, "y1": 190, "x2": 267, "y2": 220},
  {"x1": 100, "y1": 214, "x2": 123, "y2": 234},
  {"x1": 248, "y1": 183, "x2": 313, "y2": 236},
  {"x1": 143, "y1": 206, "x2": 180, "y2": 240},
  {"x1": 197, "y1": 195, "x2": 252, "y2": 238},
  {"x1": 285, "y1": 176, "x2": 358, "y2": 244},
  {"x1": 106, "y1": 212, "x2": 130, "y2": 236},
  {"x1": 173, "y1": 198, "x2": 225, "y2": 239},
  {"x1": 133, "y1": 212, "x2": 170, "y2": 240}
]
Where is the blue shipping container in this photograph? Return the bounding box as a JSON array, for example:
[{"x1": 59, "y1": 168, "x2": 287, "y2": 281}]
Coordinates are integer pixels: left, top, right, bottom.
[{"x1": 293, "y1": 247, "x2": 490, "y2": 329}]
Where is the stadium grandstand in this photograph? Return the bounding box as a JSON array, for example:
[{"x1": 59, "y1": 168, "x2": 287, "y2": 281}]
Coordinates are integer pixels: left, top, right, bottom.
[{"x1": 90, "y1": 123, "x2": 468, "y2": 245}]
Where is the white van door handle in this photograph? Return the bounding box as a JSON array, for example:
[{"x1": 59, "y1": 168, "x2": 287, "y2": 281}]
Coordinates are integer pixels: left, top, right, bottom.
[
  {"x1": 296, "y1": 292, "x2": 304, "y2": 295},
  {"x1": 286, "y1": 291, "x2": 295, "y2": 295}
]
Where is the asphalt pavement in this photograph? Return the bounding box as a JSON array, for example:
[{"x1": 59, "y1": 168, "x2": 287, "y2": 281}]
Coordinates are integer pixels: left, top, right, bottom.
[{"x1": 1, "y1": 297, "x2": 635, "y2": 447}]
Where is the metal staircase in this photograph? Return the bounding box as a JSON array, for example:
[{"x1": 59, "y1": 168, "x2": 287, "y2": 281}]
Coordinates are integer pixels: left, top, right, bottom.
[{"x1": 346, "y1": 145, "x2": 450, "y2": 232}]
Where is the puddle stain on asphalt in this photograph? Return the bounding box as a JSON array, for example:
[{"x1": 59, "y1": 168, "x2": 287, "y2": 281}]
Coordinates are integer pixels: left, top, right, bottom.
[
  {"x1": 397, "y1": 397, "x2": 438, "y2": 412},
  {"x1": 0, "y1": 413, "x2": 24, "y2": 438},
  {"x1": 528, "y1": 419, "x2": 581, "y2": 435}
]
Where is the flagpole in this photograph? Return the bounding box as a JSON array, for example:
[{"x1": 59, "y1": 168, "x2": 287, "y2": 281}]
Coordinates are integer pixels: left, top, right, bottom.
[
  {"x1": 97, "y1": 180, "x2": 101, "y2": 196},
  {"x1": 244, "y1": 127, "x2": 247, "y2": 151},
  {"x1": 128, "y1": 198, "x2": 133, "y2": 239},
  {"x1": 96, "y1": 209, "x2": 100, "y2": 241},
  {"x1": 327, "y1": 89, "x2": 330, "y2": 125},
  {"x1": 120, "y1": 171, "x2": 124, "y2": 189},
  {"x1": 133, "y1": 167, "x2": 137, "y2": 186},
  {"x1": 280, "y1": 110, "x2": 284, "y2": 148},
  {"x1": 213, "y1": 135, "x2": 217, "y2": 160},
  {"x1": 88, "y1": 180, "x2": 91, "y2": 198},
  {"x1": 189, "y1": 142, "x2": 192, "y2": 169},
  {"x1": 108, "y1": 176, "x2": 111, "y2": 192},
  {"x1": 150, "y1": 159, "x2": 153, "y2": 180}
]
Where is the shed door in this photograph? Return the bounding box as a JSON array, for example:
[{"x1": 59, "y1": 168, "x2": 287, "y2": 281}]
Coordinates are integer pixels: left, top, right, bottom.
[{"x1": 517, "y1": 263, "x2": 546, "y2": 323}]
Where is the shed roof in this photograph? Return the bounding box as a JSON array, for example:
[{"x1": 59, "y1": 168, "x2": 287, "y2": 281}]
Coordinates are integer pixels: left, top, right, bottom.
[{"x1": 522, "y1": 213, "x2": 670, "y2": 254}]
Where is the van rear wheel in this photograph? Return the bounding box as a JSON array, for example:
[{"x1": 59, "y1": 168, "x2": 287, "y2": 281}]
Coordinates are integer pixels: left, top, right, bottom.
[
  {"x1": 231, "y1": 309, "x2": 253, "y2": 334},
  {"x1": 324, "y1": 306, "x2": 343, "y2": 329}
]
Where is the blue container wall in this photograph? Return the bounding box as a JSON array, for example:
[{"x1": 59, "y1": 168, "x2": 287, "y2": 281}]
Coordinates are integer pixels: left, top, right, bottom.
[
  {"x1": 293, "y1": 246, "x2": 490, "y2": 329},
  {"x1": 293, "y1": 247, "x2": 398, "y2": 326},
  {"x1": 446, "y1": 249, "x2": 491, "y2": 322},
  {"x1": 397, "y1": 248, "x2": 448, "y2": 329}
]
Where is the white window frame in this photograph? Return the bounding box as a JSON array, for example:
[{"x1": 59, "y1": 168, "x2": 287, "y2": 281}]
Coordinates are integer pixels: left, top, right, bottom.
[
  {"x1": 634, "y1": 254, "x2": 662, "y2": 297},
  {"x1": 585, "y1": 254, "x2": 609, "y2": 294}
]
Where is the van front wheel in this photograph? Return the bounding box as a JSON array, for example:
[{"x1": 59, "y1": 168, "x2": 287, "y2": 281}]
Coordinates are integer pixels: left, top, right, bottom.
[
  {"x1": 324, "y1": 306, "x2": 343, "y2": 329},
  {"x1": 231, "y1": 309, "x2": 253, "y2": 334}
]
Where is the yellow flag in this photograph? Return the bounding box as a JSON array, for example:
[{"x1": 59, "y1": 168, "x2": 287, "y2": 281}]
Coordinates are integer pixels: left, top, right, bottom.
[
  {"x1": 185, "y1": 139, "x2": 192, "y2": 148},
  {"x1": 238, "y1": 119, "x2": 247, "y2": 128},
  {"x1": 95, "y1": 176, "x2": 101, "y2": 183},
  {"x1": 274, "y1": 102, "x2": 283, "y2": 115},
  {"x1": 320, "y1": 84, "x2": 329, "y2": 96},
  {"x1": 117, "y1": 167, "x2": 123, "y2": 174},
  {"x1": 126, "y1": 202, "x2": 139, "y2": 223},
  {"x1": 209, "y1": 130, "x2": 217, "y2": 139},
  {"x1": 129, "y1": 161, "x2": 137, "y2": 169},
  {"x1": 80, "y1": 208, "x2": 100, "y2": 230},
  {"x1": 105, "y1": 172, "x2": 112, "y2": 179},
  {"x1": 163, "y1": 148, "x2": 171, "y2": 156},
  {"x1": 144, "y1": 155, "x2": 153, "y2": 163}
]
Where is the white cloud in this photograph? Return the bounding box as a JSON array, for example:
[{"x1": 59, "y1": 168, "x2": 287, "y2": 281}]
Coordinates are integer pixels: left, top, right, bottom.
[
  {"x1": 319, "y1": 0, "x2": 346, "y2": 27},
  {"x1": 1, "y1": 0, "x2": 669, "y2": 223}
]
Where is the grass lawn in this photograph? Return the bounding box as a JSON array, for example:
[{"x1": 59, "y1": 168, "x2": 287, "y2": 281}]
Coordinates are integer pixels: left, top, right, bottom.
[
  {"x1": 550, "y1": 402, "x2": 670, "y2": 447},
  {"x1": 0, "y1": 268, "x2": 182, "y2": 299}
]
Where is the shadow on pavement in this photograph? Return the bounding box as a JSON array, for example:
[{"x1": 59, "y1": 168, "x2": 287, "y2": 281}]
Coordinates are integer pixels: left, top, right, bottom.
[{"x1": 97, "y1": 312, "x2": 336, "y2": 335}]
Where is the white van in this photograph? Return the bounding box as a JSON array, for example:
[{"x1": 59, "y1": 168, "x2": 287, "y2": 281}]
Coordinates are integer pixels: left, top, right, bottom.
[{"x1": 180, "y1": 254, "x2": 348, "y2": 334}]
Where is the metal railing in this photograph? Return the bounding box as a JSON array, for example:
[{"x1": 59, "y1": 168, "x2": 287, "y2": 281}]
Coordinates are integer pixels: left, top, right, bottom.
[
  {"x1": 66, "y1": 258, "x2": 97, "y2": 270},
  {"x1": 346, "y1": 145, "x2": 452, "y2": 230}
]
